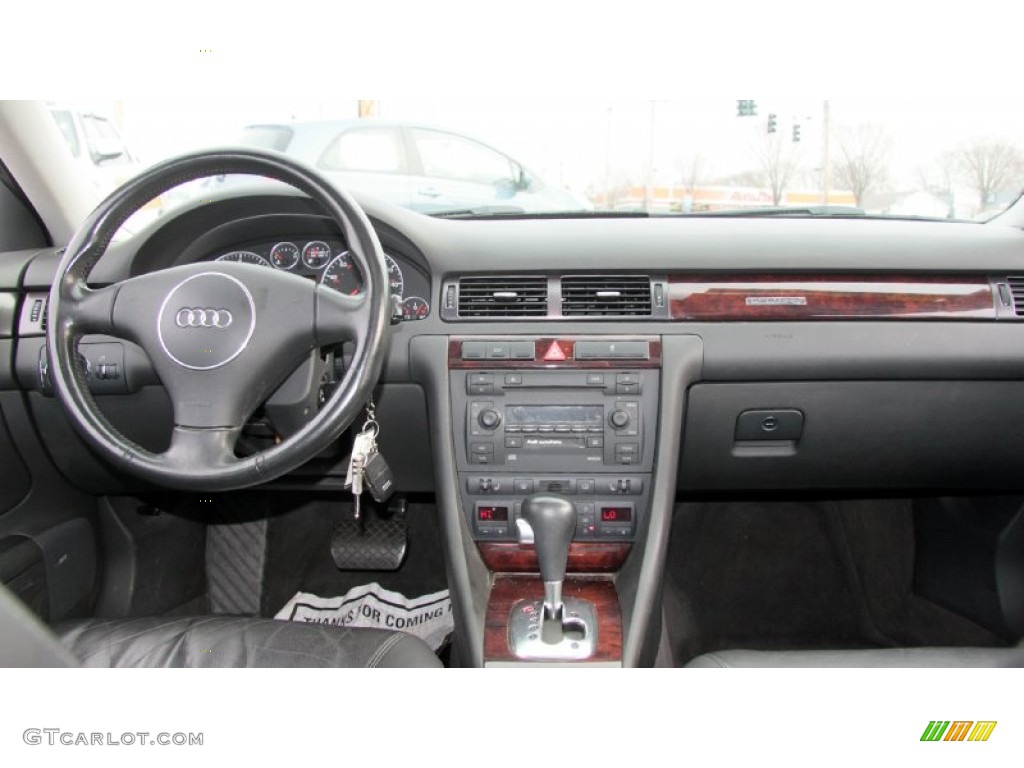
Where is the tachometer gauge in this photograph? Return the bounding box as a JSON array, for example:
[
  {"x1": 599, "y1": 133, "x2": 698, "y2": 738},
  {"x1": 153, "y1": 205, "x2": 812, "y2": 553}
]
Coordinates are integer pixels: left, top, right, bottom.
[
  {"x1": 216, "y1": 250, "x2": 271, "y2": 267},
  {"x1": 269, "y1": 242, "x2": 300, "y2": 270},
  {"x1": 302, "y1": 240, "x2": 332, "y2": 269},
  {"x1": 320, "y1": 252, "x2": 406, "y2": 298},
  {"x1": 401, "y1": 296, "x2": 430, "y2": 321}
]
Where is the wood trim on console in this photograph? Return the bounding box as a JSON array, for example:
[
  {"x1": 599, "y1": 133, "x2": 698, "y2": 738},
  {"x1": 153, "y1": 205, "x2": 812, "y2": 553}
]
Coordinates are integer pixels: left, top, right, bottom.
[
  {"x1": 448, "y1": 337, "x2": 662, "y2": 369},
  {"x1": 668, "y1": 275, "x2": 996, "y2": 320},
  {"x1": 484, "y1": 576, "x2": 622, "y2": 663},
  {"x1": 477, "y1": 542, "x2": 631, "y2": 573}
]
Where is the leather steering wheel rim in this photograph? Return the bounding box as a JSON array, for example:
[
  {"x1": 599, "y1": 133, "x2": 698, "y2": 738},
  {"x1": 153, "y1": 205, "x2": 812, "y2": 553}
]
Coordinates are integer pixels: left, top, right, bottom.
[{"x1": 46, "y1": 148, "x2": 391, "y2": 491}]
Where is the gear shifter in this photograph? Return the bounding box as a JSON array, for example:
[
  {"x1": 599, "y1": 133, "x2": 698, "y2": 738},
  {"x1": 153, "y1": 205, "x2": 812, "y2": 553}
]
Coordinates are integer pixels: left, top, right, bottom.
[
  {"x1": 509, "y1": 494, "x2": 597, "y2": 659},
  {"x1": 520, "y1": 494, "x2": 576, "y2": 622}
]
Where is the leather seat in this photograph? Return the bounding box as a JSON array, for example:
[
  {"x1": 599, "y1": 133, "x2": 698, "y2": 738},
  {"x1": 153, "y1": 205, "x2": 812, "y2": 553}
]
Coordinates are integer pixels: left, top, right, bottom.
[
  {"x1": 54, "y1": 616, "x2": 443, "y2": 668},
  {"x1": 685, "y1": 645, "x2": 1024, "y2": 668}
]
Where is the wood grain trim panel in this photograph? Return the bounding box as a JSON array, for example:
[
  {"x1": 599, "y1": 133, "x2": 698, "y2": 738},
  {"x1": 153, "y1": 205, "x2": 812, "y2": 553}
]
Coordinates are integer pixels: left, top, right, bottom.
[
  {"x1": 448, "y1": 338, "x2": 662, "y2": 369},
  {"x1": 668, "y1": 275, "x2": 996, "y2": 320},
  {"x1": 477, "y1": 542, "x2": 631, "y2": 573},
  {"x1": 484, "y1": 576, "x2": 622, "y2": 662}
]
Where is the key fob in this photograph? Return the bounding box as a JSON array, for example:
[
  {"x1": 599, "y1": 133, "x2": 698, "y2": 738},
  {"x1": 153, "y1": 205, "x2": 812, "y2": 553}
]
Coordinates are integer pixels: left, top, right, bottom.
[{"x1": 362, "y1": 451, "x2": 395, "y2": 504}]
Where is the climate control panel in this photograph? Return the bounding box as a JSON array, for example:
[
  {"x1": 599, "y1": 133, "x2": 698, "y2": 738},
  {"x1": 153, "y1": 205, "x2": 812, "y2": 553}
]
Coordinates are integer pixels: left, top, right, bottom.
[{"x1": 449, "y1": 336, "x2": 661, "y2": 544}]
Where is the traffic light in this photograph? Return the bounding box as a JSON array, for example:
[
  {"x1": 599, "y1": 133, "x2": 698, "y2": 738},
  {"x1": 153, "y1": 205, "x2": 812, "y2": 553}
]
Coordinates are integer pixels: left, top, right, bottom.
[
  {"x1": 792, "y1": 124, "x2": 801, "y2": 142},
  {"x1": 767, "y1": 113, "x2": 777, "y2": 133},
  {"x1": 736, "y1": 100, "x2": 758, "y2": 117}
]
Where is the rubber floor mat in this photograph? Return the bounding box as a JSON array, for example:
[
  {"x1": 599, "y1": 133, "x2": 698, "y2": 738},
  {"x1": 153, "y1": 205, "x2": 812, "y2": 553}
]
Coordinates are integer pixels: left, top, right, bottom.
[{"x1": 206, "y1": 512, "x2": 268, "y2": 615}]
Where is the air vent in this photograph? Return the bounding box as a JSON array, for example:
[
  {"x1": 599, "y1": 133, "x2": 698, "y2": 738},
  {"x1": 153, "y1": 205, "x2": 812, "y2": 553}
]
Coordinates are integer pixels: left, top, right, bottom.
[
  {"x1": 561, "y1": 275, "x2": 652, "y2": 316},
  {"x1": 457, "y1": 276, "x2": 547, "y2": 318},
  {"x1": 1008, "y1": 277, "x2": 1024, "y2": 316}
]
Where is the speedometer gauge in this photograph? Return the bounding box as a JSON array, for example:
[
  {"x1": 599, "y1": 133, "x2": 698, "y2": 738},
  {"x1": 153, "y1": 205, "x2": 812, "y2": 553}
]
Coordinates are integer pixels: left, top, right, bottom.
[
  {"x1": 216, "y1": 251, "x2": 271, "y2": 267},
  {"x1": 320, "y1": 252, "x2": 405, "y2": 299},
  {"x1": 302, "y1": 241, "x2": 332, "y2": 269}
]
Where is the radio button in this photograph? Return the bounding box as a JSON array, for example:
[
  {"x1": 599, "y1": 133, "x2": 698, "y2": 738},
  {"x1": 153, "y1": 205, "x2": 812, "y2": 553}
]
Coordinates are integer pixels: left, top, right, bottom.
[
  {"x1": 616, "y1": 373, "x2": 640, "y2": 385},
  {"x1": 504, "y1": 373, "x2": 523, "y2": 385},
  {"x1": 470, "y1": 442, "x2": 494, "y2": 455},
  {"x1": 586, "y1": 436, "x2": 604, "y2": 448},
  {"x1": 478, "y1": 409, "x2": 502, "y2": 429},
  {"x1": 554, "y1": 425, "x2": 571, "y2": 433},
  {"x1": 522, "y1": 425, "x2": 538, "y2": 433},
  {"x1": 586, "y1": 373, "x2": 605, "y2": 386},
  {"x1": 609, "y1": 409, "x2": 631, "y2": 429},
  {"x1": 506, "y1": 436, "x2": 523, "y2": 448},
  {"x1": 470, "y1": 373, "x2": 493, "y2": 385},
  {"x1": 571, "y1": 425, "x2": 587, "y2": 433},
  {"x1": 587, "y1": 426, "x2": 603, "y2": 433},
  {"x1": 616, "y1": 383, "x2": 640, "y2": 395},
  {"x1": 538, "y1": 425, "x2": 555, "y2": 433}
]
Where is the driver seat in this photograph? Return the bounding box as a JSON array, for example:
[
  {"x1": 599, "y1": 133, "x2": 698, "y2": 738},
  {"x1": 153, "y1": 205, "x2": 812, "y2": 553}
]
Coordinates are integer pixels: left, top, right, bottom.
[{"x1": 0, "y1": 584, "x2": 442, "y2": 668}]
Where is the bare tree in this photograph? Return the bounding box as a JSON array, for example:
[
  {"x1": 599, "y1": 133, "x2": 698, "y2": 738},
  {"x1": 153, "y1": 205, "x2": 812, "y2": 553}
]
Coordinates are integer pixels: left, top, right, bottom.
[
  {"x1": 915, "y1": 150, "x2": 959, "y2": 197},
  {"x1": 674, "y1": 153, "x2": 708, "y2": 195},
  {"x1": 954, "y1": 139, "x2": 1024, "y2": 210},
  {"x1": 833, "y1": 124, "x2": 891, "y2": 206},
  {"x1": 750, "y1": 132, "x2": 802, "y2": 205}
]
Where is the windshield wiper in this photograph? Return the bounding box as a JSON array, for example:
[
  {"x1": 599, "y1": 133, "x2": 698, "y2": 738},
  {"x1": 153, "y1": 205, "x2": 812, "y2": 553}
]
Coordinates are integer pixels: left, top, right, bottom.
[{"x1": 684, "y1": 205, "x2": 866, "y2": 218}]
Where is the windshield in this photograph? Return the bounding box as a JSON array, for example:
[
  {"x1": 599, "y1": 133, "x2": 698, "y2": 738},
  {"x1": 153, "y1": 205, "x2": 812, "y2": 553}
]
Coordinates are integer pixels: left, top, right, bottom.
[{"x1": 49, "y1": 100, "x2": 1024, "y2": 222}]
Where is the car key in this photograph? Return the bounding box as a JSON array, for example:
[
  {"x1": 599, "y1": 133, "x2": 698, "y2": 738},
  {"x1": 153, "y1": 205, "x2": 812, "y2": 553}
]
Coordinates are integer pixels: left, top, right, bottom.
[
  {"x1": 362, "y1": 450, "x2": 394, "y2": 504},
  {"x1": 350, "y1": 452, "x2": 365, "y2": 520},
  {"x1": 345, "y1": 429, "x2": 375, "y2": 490}
]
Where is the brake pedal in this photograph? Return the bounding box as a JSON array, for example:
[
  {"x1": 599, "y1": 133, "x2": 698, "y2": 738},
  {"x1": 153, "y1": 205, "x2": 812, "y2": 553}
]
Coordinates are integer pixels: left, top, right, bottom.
[{"x1": 330, "y1": 503, "x2": 408, "y2": 571}]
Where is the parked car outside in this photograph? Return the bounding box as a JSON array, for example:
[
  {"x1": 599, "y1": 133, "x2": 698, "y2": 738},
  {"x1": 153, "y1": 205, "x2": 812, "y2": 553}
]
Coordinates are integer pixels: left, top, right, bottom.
[{"x1": 209, "y1": 119, "x2": 591, "y2": 214}]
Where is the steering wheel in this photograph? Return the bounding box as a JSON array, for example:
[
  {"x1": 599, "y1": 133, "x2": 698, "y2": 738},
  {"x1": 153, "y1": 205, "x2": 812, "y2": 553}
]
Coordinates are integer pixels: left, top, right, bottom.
[{"x1": 46, "y1": 149, "x2": 391, "y2": 491}]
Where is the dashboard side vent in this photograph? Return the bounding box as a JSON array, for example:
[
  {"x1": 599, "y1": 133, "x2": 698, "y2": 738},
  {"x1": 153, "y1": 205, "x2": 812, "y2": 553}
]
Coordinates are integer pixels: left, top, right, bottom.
[
  {"x1": 561, "y1": 275, "x2": 652, "y2": 316},
  {"x1": 1007, "y1": 277, "x2": 1024, "y2": 317},
  {"x1": 457, "y1": 276, "x2": 548, "y2": 317}
]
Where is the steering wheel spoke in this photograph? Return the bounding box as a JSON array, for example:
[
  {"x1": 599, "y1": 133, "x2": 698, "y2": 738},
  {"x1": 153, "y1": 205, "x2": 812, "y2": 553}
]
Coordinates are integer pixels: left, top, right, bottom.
[
  {"x1": 64, "y1": 283, "x2": 119, "y2": 336},
  {"x1": 163, "y1": 426, "x2": 241, "y2": 474},
  {"x1": 315, "y1": 284, "x2": 372, "y2": 346}
]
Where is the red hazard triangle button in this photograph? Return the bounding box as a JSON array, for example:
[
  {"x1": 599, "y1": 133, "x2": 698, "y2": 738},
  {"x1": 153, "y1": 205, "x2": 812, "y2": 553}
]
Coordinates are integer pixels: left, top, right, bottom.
[{"x1": 543, "y1": 341, "x2": 568, "y2": 361}]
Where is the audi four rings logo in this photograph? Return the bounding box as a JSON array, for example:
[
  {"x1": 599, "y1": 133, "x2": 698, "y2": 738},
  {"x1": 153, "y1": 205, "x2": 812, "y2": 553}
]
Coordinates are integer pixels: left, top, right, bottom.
[{"x1": 174, "y1": 308, "x2": 234, "y2": 329}]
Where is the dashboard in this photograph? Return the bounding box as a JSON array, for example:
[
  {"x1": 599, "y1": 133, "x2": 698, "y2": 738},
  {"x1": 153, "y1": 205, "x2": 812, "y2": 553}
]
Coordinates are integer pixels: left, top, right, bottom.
[{"x1": 5, "y1": 186, "x2": 1024, "y2": 667}]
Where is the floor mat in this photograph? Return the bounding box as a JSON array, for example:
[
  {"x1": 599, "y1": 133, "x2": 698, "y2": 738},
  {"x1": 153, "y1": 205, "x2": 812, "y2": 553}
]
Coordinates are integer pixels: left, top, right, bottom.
[
  {"x1": 205, "y1": 507, "x2": 268, "y2": 615},
  {"x1": 664, "y1": 499, "x2": 1005, "y2": 665},
  {"x1": 262, "y1": 498, "x2": 448, "y2": 618}
]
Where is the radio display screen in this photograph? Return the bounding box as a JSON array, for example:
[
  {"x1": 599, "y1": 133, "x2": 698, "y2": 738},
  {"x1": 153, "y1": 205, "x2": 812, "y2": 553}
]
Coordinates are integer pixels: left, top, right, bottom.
[{"x1": 507, "y1": 405, "x2": 604, "y2": 425}]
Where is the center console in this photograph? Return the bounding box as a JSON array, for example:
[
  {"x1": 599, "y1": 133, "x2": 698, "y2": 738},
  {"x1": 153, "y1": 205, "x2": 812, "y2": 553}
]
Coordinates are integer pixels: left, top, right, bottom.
[{"x1": 448, "y1": 336, "x2": 661, "y2": 664}]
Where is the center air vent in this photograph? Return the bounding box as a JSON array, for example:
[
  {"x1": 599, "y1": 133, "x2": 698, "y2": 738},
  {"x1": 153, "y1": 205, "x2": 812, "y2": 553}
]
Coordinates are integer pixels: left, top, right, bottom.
[
  {"x1": 457, "y1": 276, "x2": 548, "y2": 318},
  {"x1": 1007, "y1": 277, "x2": 1024, "y2": 317},
  {"x1": 561, "y1": 275, "x2": 652, "y2": 316}
]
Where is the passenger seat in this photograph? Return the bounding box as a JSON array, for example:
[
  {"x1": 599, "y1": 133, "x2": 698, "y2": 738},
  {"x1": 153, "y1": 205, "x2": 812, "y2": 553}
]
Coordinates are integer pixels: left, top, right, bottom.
[{"x1": 684, "y1": 644, "x2": 1024, "y2": 667}]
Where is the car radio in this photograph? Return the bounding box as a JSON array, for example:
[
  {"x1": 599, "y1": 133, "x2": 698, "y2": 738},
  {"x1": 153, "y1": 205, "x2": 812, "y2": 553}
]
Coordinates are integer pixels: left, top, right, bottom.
[{"x1": 449, "y1": 337, "x2": 660, "y2": 544}]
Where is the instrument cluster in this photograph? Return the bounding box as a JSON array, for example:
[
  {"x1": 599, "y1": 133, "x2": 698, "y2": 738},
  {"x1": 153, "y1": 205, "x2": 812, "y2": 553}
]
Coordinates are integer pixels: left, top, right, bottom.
[{"x1": 214, "y1": 238, "x2": 430, "y2": 322}]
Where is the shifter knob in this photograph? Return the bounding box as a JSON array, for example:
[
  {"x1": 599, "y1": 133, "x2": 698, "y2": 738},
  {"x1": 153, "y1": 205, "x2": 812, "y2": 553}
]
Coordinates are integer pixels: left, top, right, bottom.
[{"x1": 521, "y1": 494, "x2": 576, "y2": 617}]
